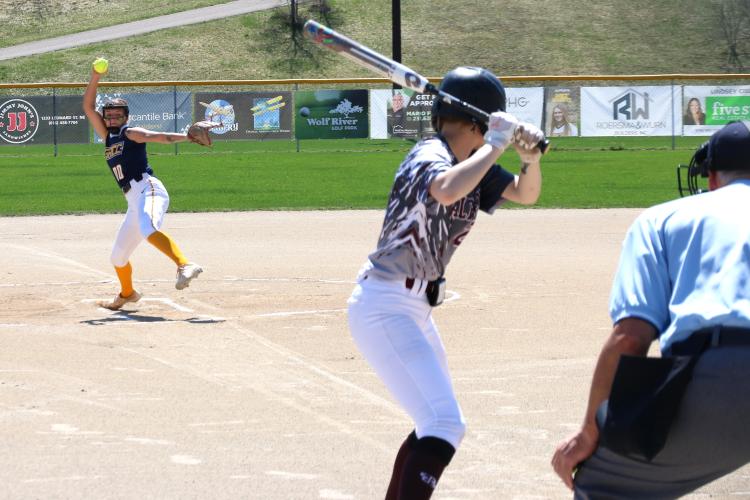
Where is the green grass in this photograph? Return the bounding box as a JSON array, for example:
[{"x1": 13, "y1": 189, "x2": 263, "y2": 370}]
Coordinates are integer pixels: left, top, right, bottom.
[
  {"x1": 0, "y1": 0, "x2": 739, "y2": 84},
  {"x1": 0, "y1": 0, "x2": 720, "y2": 217},
  {"x1": 0, "y1": 0, "x2": 229, "y2": 49},
  {"x1": 0, "y1": 138, "x2": 705, "y2": 216},
  {"x1": 0, "y1": 0, "x2": 731, "y2": 216}
]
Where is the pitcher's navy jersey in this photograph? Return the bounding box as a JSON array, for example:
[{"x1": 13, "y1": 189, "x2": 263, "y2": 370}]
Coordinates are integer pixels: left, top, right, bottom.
[
  {"x1": 367, "y1": 136, "x2": 514, "y2": 281},
  {"x1": 105, "y1": 126, "x2": 153, "y2": 189}
]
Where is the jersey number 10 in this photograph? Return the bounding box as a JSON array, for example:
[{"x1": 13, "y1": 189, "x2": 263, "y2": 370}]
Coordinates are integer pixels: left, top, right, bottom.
[{"x1": 112, "y1": 164, "x2": 124, "y2": 181}]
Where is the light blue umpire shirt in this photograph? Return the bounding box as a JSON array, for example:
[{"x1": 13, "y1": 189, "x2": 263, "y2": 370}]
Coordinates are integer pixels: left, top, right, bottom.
[{"x1": 609, "y1": 179, "x2": 750, "y2": 354}]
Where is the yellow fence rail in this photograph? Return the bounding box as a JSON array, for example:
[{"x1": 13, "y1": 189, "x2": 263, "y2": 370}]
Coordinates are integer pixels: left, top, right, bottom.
[{"x1": 2, "y1": 73, "x2": 749, "y2": 89}]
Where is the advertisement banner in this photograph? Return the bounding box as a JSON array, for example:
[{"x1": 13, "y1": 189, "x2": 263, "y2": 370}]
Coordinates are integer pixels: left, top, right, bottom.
[
  {"x1": 0, "y1": 95, "x2": 88, "y2": 145},
  {"x1": 370, "y1": 87, "x2": 543, "y2": 138},
  {"x1": 581, "y1": 86, "x2": 681, "y2": 136},
  {"x1": 94, "y1": 91, "x2": 192, "y2": 142},
  {"x1": 294, "y1": 90, "x2": 369, "y2": 139},
  {"x1": 682, "y1": 85, "x2": 750, "y2": 136},
  {"x1": 544, "y1": 88, "x2": 579, "y2": 137},
  {"x1": 246, "y1": 92, "x2": 293, "y2": 138},
  {"x1": 195, "y1": 91, "x2": 293, "y2": 140},
  {"x1": 370, "y1": 89, "x2": 435, "y2": 139},
  {"x1": 506, "y1": 87, "x2": 544, "y2": 129}
]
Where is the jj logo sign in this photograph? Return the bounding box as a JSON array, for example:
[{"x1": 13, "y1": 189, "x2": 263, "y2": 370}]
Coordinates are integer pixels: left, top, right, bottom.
[{"x1": 0, "y1": 99, "x2": 39, "y2": 143}]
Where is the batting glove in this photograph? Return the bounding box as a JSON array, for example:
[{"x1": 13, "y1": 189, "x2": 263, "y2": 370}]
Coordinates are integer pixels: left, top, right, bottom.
[
  {"x1": 513, "y1": 122, "x2": 545, "y2": 163},
  {"x1": 484, "y1": 111, "x2": 518, "y2": 150}
]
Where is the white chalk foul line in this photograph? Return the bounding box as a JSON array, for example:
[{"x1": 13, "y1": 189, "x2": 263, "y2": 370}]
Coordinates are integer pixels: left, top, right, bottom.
[
  {"x1": 0, "y1": 279, "x2": 113, "y2": 288},
  {"x1": 223, "y1": 276, "x2": 354, "y2": 285},
  {"x1": 4, "y1": 243, "x2": 113, "y2": 280},
  {"x1": 264, "y1": 470, "x2": 319, "y2": 480},
  {"x1": 170, "y1": 454, "x2": 202, "y2": 465},
  {"x1": 254, "y1": 308, "x2": 347, "y2": 318},
  {"x1": 80, "y1": 297, "x2": 225, "y2": 323},
  {"x1": 249, "y1": 291, "x2": 456, "y2": 318},
  {"x1": 23, "y1": 475, "x2": 104, "y2": 484}
]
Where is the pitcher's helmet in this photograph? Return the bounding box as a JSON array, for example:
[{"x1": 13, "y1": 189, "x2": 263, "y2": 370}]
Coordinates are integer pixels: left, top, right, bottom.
[
  {"x1": 102, "y1": 97, "x2": 129, "y2": 118},
  {"x1": 431, "y1": 66, "x2": 506, "y2": 134}
]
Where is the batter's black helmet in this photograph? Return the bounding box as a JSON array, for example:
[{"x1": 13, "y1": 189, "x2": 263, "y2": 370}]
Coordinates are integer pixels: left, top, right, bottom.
[
  {"x1": 431, "y1": 66, "x2": 506, "y2": 134},
  {"x1": 102, "y1": 97, "x2": 129, "y2": 117}
]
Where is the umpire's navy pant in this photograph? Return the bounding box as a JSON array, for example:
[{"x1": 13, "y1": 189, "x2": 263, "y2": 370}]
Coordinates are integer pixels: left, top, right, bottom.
[{"x1": 575, "y1": 346, "x2": 750, "y2": 499}]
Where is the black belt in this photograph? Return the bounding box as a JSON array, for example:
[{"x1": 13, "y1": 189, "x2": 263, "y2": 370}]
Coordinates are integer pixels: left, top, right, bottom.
[
  {"x1": 363, "y1": 275, "x2": 422, "y2": 290},
  {"x1": 121, "y1": 174, "x2": 144, "y2": 194},
  {"x1": 668, "y1": 326, "x2": 750, "y2": 356}
]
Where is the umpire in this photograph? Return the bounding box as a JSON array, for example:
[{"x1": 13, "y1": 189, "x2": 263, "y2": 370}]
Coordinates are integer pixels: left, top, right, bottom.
[{"x1": 552, "y1": 120, "x2": 750, "y2": 498}]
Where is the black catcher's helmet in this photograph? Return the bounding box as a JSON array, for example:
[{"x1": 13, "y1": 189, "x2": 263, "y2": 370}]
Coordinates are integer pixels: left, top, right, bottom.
[
  {"x1": 677, "y1": 121, "x2": 750, "y2": 196},
  {"x1": 431, "y1": 66, "x2": 506, "y2": 134},
  {"x1": 677, "y1": 140, "x2": 709, "y2": 197},
  {"x1": 102, "y1": 97, "x2": 129, "y2": 118}
]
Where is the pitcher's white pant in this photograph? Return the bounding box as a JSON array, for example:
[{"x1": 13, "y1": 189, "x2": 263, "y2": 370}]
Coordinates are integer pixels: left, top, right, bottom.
[
  {"x1": 347, "y1": 274, "x2": 466, "y2": 449},
  {"x1": 110, "y1": 174, "x2": 170, "y2": 267}
]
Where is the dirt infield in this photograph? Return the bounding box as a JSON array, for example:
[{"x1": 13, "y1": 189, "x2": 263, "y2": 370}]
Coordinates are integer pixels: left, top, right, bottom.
[{"x1": 1, "y1": 209, "x2": 747, "y2": 499}]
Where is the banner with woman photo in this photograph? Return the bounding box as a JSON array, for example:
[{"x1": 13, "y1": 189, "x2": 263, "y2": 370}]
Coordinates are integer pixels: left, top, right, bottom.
[
  {"x1": 682, "y1": 86, "x2": 750, "y2": 136},
  {"x1": 544, "y1": 88, "x2": 579, "y2": 137}
]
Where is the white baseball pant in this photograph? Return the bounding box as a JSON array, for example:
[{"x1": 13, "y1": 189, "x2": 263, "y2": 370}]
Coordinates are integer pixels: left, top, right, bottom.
[
  {"x1": 347, "y1": 274, "x2": 466, "y2": 449},
  {"x1": 110, "y1": 173, "x2": 170, "y2": 267}
]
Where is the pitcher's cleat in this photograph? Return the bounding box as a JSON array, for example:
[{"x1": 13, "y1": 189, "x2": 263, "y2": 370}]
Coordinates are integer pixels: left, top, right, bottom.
[
  {"x1": 97, "y1": 290, "x2": 142, "y2": 310},
  {"x1": 176, "y1": 262, "x2": 203, "y2": 290}
]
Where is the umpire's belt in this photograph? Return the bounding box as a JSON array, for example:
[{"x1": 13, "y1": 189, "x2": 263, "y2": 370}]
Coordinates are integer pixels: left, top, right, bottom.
[
  {"x1": 121, "y1": 173, "x2": 144, "y2": 194},
  {"x1": 667, "y1": 326, "x2": 750, "y2": 356}
]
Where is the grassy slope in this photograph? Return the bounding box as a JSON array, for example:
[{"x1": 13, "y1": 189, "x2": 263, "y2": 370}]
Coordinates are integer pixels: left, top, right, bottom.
[
  {"x1": 0, "y1": 0, "x2": 733, "y2": 84},
  {"x1": 0, "y1": 0, "x2": 229, "y2": 49}
]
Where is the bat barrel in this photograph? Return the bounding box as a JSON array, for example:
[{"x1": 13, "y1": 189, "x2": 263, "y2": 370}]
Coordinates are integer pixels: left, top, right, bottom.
[
  {"x1": 303, "y1": 19, "x2": 430, "y2": 93},
  {"x1": 304, "y1": 20, "x2": 549, "y2": 153}
]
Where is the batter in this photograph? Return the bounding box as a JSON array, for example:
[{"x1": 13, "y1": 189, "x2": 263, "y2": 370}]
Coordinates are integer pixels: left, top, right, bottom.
[{"x1": 347, "y1": 66, "x2": 546, "y2": 499}]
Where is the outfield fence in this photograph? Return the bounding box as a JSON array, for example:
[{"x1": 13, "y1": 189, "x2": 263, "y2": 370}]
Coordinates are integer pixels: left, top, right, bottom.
[{"x1": 1, "y1": 74, "x2": 749, "y2": 156}]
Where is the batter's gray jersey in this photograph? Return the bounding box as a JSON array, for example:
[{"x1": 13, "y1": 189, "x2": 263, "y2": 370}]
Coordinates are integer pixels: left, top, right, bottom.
[{"x1": 366, "y1": 136, "x2": 515, "y2": 281}]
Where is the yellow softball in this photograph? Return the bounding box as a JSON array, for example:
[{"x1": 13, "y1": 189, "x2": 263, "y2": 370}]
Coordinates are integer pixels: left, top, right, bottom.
[{"x1": 92, "y1": 57, "x2": 109, "y2": 74}]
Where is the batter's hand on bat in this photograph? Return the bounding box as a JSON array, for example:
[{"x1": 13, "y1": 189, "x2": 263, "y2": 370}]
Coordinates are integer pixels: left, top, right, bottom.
[
  {"x1": 551, "y1": 425, "x2": 599, "y2": 490},
  {"x1": 484, "y1": 111, "x2": 518, "y2": 151},
  {"x1": 513, "y1": 122, "x2": 545, "y2": 164}
]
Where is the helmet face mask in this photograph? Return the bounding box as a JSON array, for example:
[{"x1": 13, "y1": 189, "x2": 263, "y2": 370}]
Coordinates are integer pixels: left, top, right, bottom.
[
  {"x1": 102, "y1": 98, "x2": 130, "y2": 135},
  {"x1": 102, "y1": 98, "x2": 129, "y2": 118},
  {"x1": 431, "y1": 66, "x2": 506, "y2": 135},
  {"x1": 677, "y1": 121, "x2": 750, "y2": 196},
  {"x1": 678, "y1": 141, "x2": 709, "y2": 197}
]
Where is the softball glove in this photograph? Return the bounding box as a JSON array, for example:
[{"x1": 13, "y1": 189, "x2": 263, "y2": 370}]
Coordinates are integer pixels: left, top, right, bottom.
[{"x1": 187, "y1": 121, "x2": 220, "y2": 146}]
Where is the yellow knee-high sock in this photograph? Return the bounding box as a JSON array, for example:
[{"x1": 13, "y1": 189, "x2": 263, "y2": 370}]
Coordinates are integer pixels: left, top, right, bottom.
[
  {"x1": 147, "y1": 230, "x2": 188, "y2": 266},
  {"x1": 115, "y1": 262, "x2": 135, "y2": 297}
]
